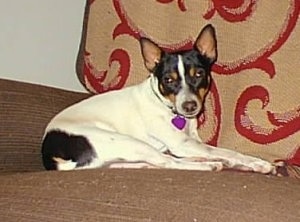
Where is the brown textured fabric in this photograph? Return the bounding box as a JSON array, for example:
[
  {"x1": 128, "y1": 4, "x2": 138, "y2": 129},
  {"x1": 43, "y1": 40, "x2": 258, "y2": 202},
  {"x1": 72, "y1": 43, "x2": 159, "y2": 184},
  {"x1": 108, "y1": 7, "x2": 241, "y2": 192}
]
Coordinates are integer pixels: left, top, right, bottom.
[
  {"x1": 1, "y1": 169, "x2": 300, "y2": 222},
  {"x1": 0, "y1": 78, "x2": 89, "y2": 173}
]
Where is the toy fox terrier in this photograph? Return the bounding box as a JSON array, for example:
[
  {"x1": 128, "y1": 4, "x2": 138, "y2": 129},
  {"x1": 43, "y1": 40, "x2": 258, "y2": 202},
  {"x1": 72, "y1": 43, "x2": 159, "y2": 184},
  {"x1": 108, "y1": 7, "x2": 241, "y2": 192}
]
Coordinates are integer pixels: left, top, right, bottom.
[{"x1": 42, "y1": 24, "x2": 276, "y2": 174}]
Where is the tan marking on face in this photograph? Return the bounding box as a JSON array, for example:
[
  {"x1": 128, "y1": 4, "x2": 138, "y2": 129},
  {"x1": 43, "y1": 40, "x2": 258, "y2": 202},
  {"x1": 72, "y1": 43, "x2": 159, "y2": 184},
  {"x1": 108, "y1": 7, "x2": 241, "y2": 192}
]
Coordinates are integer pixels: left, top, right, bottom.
[
  {"x1": 189, "y1": 67, "x2": 196, "y2": 77},
  {"x1": 198, "y1": 87, "x2": 209, "y2": 101},
  {"x1": 195, "y1": 73, "x2": 210, "y2": 102},
  {"x1": 159, "y1": 73, "x2": 177, "y2": 106},
  {"x1": 165, "y1": 93, "x2": 176, "y2": 105},
  {"x1": 170, "y1": 72, "x2": 178, "y2": 80}
]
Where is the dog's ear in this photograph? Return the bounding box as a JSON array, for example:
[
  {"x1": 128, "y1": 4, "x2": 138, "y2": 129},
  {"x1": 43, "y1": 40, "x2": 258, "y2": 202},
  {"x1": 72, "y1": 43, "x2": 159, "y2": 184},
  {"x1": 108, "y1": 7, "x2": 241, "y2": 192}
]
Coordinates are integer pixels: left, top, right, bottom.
[
  {"x1": 194, "y1": 24, "x2": 217, "y2": 63},
  {"x1": 140, "y1": 38, "x2": 162, "y2": 72}
]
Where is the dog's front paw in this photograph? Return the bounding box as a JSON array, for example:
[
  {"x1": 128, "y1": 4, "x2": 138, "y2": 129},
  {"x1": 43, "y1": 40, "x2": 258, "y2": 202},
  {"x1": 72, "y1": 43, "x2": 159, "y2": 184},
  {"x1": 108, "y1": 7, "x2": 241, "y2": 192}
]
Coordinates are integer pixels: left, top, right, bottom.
[
  {"x1": 249, "y1": 160, "x2": 291, "y2": 176},
  {"x1": 247, "y1": 160, "x2": 276, "y2": 174},
  {"x1": 211, "y1": 162, "x2": 224, "y2": 172},
  {"x1": 272, "y1": 161, "x2": 289, "y2": 177},
  {"x1": 233, "y1": 156, "x2": 276, "y2": 174}
]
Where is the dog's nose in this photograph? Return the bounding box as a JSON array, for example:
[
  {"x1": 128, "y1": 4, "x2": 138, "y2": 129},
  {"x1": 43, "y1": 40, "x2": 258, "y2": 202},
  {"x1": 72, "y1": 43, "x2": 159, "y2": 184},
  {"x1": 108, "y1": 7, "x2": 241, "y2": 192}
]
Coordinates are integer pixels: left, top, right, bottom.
[{"x1": 182, "y1": 100, "x2": 197, "y2": 113}]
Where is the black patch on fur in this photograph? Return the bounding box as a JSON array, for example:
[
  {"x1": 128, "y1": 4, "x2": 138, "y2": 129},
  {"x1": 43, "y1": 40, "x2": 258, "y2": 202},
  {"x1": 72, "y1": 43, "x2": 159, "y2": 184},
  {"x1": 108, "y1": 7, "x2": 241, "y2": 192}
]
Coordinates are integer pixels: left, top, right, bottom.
[{"x1": 41, "y1": 130, "x2": 97, "y2": 170}]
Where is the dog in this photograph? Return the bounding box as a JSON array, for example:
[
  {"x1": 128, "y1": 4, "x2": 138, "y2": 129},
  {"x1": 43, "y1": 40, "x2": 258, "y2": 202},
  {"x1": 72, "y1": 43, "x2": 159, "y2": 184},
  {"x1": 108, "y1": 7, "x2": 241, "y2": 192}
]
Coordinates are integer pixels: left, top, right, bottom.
[{"x1": 41, "y1": 24, "x2": 276, "y2": 174}]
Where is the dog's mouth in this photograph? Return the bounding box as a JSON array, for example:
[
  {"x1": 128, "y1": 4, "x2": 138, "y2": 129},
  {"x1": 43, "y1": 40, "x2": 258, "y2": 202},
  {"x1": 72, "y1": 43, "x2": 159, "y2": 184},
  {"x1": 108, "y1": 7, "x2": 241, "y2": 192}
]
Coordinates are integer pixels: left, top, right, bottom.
[
  {"x1": 181, "y1": 110, "x2": 200, "y2": 118},
  {"x1": 175, "y1": 109, "x2": 200, "y2": 119}
]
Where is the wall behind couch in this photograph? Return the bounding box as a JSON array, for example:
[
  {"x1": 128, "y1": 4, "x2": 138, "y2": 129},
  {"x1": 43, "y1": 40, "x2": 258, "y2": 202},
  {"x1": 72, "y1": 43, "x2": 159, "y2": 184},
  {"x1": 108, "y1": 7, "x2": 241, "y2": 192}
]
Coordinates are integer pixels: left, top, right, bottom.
[{"x1": 0, "y1": 0, "x2": 86, "y2": 92}]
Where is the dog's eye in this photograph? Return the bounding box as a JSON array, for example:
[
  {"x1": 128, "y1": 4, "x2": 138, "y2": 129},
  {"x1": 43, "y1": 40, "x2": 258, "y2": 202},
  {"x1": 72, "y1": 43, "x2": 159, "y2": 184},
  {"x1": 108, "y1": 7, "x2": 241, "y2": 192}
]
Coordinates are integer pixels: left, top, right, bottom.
[
  {"x1": 165, "y1": 77, "x2": 175, "y2": 84},
  {"x1": 195, "y1": 69, "x2": 205, "y2": 78}
]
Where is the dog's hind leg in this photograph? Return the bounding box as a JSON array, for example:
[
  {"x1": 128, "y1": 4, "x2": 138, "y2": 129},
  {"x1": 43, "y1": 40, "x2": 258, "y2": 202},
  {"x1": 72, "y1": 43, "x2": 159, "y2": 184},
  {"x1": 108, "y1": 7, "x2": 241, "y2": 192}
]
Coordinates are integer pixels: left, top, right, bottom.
[
  {"x1": 84, "y1": 130, "x2": 224, "y2": 171},
  {"x1": 42, "y1": 127, "x2": 224, "y2": 171}
]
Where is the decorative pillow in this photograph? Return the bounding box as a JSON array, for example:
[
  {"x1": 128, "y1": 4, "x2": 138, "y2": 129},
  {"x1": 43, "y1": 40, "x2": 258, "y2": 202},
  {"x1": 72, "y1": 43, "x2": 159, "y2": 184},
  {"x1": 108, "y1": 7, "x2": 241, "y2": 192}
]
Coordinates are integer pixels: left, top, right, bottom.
[{"x1": 76, "y1": 0, "x2": 300, "y2": 172}]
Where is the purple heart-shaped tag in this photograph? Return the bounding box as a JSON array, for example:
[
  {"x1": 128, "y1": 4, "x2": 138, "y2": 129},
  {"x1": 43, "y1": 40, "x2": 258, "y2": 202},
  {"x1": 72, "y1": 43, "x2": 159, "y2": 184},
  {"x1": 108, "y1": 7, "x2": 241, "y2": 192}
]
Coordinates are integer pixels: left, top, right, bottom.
[{"x1": 171, "y1": 115, "x2": 186, "y2": 130}]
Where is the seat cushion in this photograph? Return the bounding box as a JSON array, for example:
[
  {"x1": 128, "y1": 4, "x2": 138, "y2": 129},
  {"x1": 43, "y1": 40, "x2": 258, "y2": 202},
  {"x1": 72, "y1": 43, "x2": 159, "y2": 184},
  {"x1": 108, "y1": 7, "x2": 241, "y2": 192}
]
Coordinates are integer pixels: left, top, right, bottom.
[{"x1": 1, "y1": 168, "x2": 300, "y2": 221}]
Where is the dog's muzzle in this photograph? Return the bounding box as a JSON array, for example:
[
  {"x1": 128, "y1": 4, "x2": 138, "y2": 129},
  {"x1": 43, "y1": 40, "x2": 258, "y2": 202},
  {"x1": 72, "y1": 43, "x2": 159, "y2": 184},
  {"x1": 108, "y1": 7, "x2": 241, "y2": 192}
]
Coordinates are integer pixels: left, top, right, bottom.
[{"x1": 176, "y1": 98, "x2": 201, "y2": 118}]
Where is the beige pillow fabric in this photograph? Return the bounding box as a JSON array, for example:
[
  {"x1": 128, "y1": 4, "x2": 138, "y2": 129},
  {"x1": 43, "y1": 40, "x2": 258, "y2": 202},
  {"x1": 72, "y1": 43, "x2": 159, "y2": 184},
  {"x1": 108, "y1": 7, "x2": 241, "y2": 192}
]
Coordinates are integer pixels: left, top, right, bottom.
[{"x1": 76, "y1": 0, "x2": 300, "y2": 166}]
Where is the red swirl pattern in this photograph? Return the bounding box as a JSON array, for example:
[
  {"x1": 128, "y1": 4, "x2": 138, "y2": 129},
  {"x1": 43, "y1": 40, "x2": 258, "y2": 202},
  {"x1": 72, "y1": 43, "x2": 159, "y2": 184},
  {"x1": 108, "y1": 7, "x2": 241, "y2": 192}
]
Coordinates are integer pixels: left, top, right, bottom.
[
  {"x1": 211, "y1": 0, "x2": 300, "y2": 78},
  {"x1": 235, "y1": 86, "x2": 300, "y2": 144},
  {"x1": 113, "y1": 0, "x2": 193, "y2": 51},
  {"x1": 84, "y1": 49, "x2": 130, "y2": 93},
  {"x1": 156, "y1": 0, "x2": 187, "y2": 12},
  {"x1": 204, "y1": 0, "x2": 256, "y2": 22}
]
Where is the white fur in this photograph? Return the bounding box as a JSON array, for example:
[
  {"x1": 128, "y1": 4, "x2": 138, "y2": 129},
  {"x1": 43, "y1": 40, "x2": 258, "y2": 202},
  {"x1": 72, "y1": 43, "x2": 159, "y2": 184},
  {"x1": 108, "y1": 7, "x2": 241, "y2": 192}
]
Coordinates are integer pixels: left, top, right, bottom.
[{"x1": 45, "y1": 76, "x2": 275, "y2": 174}]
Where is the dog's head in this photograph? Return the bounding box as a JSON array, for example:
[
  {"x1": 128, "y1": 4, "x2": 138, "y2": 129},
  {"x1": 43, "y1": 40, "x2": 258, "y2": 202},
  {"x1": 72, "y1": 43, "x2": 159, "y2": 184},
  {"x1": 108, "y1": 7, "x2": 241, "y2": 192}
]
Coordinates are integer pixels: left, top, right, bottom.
[{"x1": 140, "y1": 24, "x2": 217, "y2": 118}]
